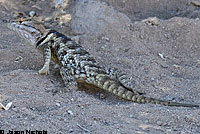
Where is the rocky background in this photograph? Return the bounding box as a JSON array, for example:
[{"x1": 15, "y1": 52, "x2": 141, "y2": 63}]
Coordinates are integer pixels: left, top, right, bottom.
[{"x1": 0, "y1": 0, "x2": 200, "y2": 133}]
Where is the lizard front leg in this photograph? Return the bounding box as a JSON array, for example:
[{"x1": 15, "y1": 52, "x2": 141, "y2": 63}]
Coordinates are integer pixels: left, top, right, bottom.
[{"x1": 39, "y1": 46, "x2": 51, "y2": 75}]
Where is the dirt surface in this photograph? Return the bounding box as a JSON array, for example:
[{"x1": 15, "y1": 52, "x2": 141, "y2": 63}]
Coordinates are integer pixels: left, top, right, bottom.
[{"x1": 0, "y1": 0, "x2": 200, "y2": 133}]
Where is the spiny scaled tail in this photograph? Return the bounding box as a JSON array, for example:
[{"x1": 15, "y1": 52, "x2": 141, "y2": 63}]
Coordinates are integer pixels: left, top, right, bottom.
[{"x1": 93, "y1": 74, "x2": 199, "y2": 108}]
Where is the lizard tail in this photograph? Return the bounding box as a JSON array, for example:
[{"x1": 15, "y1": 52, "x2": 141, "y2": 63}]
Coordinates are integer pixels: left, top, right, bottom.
[
  {"x1": 92, "y1": 74, "x2": 199, "y2": 107},
  {"x1": 166, "y1": 101, "x2": 199, "y2": 107}
]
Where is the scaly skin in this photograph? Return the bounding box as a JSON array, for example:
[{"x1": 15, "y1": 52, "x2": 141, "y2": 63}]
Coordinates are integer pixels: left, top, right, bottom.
[{"x1": 7, "y1": 19, "x2": 199, "y2": 107}]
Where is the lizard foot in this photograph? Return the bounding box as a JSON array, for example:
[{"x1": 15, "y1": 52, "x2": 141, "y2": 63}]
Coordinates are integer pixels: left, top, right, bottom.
[{"x1": 39, "y1": 66, "x2": 50, "y2": 75}]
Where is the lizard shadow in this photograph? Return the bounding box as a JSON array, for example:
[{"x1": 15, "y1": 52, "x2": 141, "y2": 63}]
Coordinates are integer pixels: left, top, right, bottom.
[
  {"x1": 76, "y1": 82, "x2": 132, "y2": 105},
  {"x1": 46, "y1": 70, "x2": 131, "y2": 105}
]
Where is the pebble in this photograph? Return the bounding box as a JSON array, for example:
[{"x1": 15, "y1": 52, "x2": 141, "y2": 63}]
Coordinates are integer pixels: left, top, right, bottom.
[
  {"x1": 67, "y1": 110, "x2": 74, "y2": 115},
  {"x1": 69, "y1": 128, "x2": 74, "y2": 133},
  {"x1": 59, "y1": 14, "x2": 72, "y2": 24},
  {"x1": 15, "y1": 56, "x2": 23, "y2": 62},
  {"x1": 56, "y1": 102, "x2": 61, "y2": 106},
  {"x1": 32, "y1": 5, "x2": 42, "y2": 10},
  {"x1": 102, "y1": 36, "x2": 110, "y2": 41},
  {"x1": 158, "y1": 53, "x2": 165, "y2": 59},
  {"x1": 99, "y1": 93, "x2": 106, "y2": 99},
  {"x1": 157, "y1": 121, "x2": 162, "y2": 126},
  {"x1": 142, "y1": 17, "x2": 160, "y2": 26},
  {"x1": 29, "y1": 11, "x2": 36, "y2": 17}
]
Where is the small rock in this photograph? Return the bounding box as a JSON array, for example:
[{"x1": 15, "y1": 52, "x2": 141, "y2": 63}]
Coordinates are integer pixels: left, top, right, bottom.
[
  {"x1": 44, "y1": 17, "x2": 53, "y2": 21},
  {"x1": 69, "y1": 128, "x2": 74, "y2": 133},
  {"x1": 173, "y1": 64, "x2": 181, "y2": 69},
  {"x1": 143, "y1": 17, "x2": 160, "y2": 26},
  {"x1": 67, "y1": 110, "x2": 74, "y2": 115},
  {"x1": 191, "y1": 0, "x2": 200, "y2": 7},
  {"x1": 151, "y1": 77, "x2": 155, "y2": 81},
  {"x1": 102, "y1": 36, "x2": 110, "y2": 41},
  {"x1": 29, "y1": 11, "x2": 36, "y2": 17},
  {"x1": 99, "y1": 93, "x2": 106, "y2": 99},
  {"x1": 15, "y1": 56, "x2": 23, "y2": 62},
  {"x1": 158, "y1": 53, "x2": 165, "y2": 59},
  {"x1": 56, "y1": 102, "x2": 61, "y2": 106},
  {"x1": 32, "y1": 5, "x2": 42, "y2": 10},
  {"x1": 59, "y1": 14, "x2": 72, "y2": 24},
  {"x1": 71, "y1": 98, "x2": 74, "y2": 102},
  {"x1": 157, "y1": 121, "x2": 162, "y2": 126},
  {"x1": 139, "y1": 34, "x2": 144, "y2": 39}
]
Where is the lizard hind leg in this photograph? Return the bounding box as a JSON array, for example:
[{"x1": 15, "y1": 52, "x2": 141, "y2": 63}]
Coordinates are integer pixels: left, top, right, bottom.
[
  {"x1": 105, "y1": 67, "x2": 143, "y2": 95},
  {"x1": 60, "y1": 67, "x2": 77, "y2": 89}
]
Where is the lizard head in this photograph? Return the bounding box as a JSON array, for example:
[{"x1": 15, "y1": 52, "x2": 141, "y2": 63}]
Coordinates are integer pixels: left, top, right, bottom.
[{"x1": 7, "y1": 18, "x2": 47, "y2": 46}]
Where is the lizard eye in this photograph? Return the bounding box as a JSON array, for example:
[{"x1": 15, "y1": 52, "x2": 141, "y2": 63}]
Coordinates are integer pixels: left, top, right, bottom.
[{"x1": 31, "y1": 31, "x2": 35, "y2": 35}]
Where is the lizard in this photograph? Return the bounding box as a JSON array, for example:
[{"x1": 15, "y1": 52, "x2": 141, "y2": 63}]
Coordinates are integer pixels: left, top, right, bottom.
[{"x1": 7, "y1": 18, "x2": 199, "y2": 108}]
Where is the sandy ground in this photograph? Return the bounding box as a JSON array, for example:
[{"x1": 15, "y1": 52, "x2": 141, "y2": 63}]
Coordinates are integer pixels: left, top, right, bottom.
[{"x1": 0, "y1": 0, "x2": 200, "y2": 134}]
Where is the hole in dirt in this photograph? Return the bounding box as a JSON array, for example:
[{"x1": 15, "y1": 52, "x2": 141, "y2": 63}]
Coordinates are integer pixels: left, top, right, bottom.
[{"x1": 102, "y1": 0, "x2": 200, "y2": 21}]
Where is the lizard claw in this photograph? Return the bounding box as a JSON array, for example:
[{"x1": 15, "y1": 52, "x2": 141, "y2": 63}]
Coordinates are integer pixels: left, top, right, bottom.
[{"x1": 39, "y1": 67, "x2": 50, "y2": 75}]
